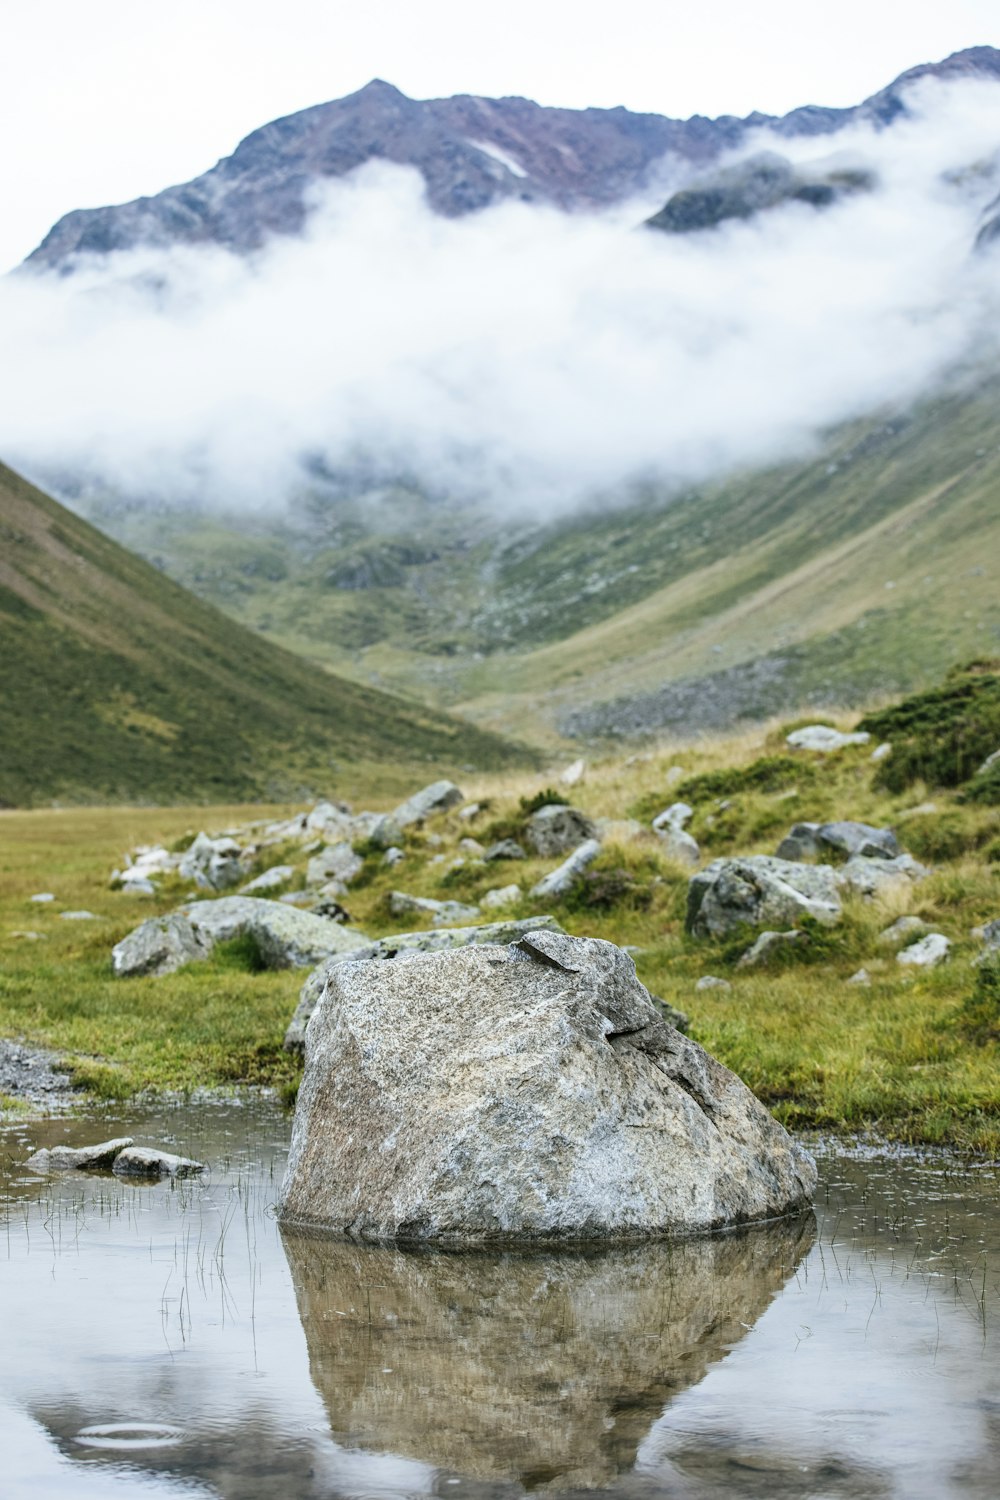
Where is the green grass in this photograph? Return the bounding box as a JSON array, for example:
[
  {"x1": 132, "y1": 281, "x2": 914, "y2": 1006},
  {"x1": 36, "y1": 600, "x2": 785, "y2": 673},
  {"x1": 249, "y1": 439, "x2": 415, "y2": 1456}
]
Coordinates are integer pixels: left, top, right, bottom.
[{"x1": 2, "y1": 716, "x2": 999, "y2": 1150}]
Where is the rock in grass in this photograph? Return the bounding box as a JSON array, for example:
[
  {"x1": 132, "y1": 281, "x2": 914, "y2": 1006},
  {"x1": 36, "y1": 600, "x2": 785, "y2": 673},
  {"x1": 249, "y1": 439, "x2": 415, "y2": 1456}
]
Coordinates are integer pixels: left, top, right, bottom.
[
  {"x1": 484, "y1": 839, "x2": 526, "y2": 862},
  {"x1": 307, "y1": 841, "x2": 363, "y2": 888},
  {"x1": 736, "y1": 930, "x2": 807, "y2": 969},
  {"x1": 877, "y1": 915, "x2": 930, "y2": 948},
  {"x1": 481, "y1": 884, "x2": 521, "y2": 910},
  {"x1": 113, "y1": 1147, "x2": 205, "y2": 1177},
  {"x1": 388, "y1": 892, "x2": 480, "y2": 924},
  {"x1": 846, "y1": 968, "x2": 872, "y2": 986},
  {"x1": 240, "y1": 864, "x2": 295, "y2": 894},
  {"x1": 786, "y1": 726, "x2": 870, "y2": 753},
  {"x1": 393, "y1": 780, "x2": 463, "y2": 829},
  {"x1": 775, "y1": 822, "x2": 823, "y2": 860},
  {"x1": 178, "y1": 832, "x2": 244, "y2": 890},
  {"x1": 526, "y1": 804, "x2": 599, "y2": 857},
  {"x1": 284, "y1": 916, "x2": 565, "y2": 1054},
  {"x1": 695, "y1": 975, "x2": 732, "y2": 992},
  {"x1": 687, "y1": 856, "x2": 841, "y2": 939},
  {"x1": 530, "y1": 838, "x2": 602, "y2": 898},
  {"x1": 837, "y1": 854, "x2": 929, "y2": 898},
  {"x1": 815, "y1": 821, "x2": 901, "y2": 860},
  {"x1": 897, "y1": 933, "x2": 951, "y2": 968},
  {"x1": 112, "y1": 912, "x2": 212, "y2": 978},
  {"x1": 655, "y1": 825, "x2": 701, "y2": 866},
  {"x1": 278, "y1": 930, "x2": 816, "y2": 1243},
  {"x1": 60, "y1": 910, "x2": 100, "y2": 920},
  {"x1": 25, "y1": 1137, "x2": 134, "y2": 1173}
]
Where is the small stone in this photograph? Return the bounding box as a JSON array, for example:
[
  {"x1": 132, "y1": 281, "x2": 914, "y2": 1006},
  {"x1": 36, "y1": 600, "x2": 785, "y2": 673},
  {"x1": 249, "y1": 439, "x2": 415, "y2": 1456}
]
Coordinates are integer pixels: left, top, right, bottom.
[
  {"x1": 775, "y1": 823, "x2": 822, "y2": 861},
  {"x1": 652, "y1": 802, "x2": 693, "y2": 832},
  {"x1": 560, "y1": 758, "x2": 587, "y2": 786},
  {"x1": 897, "y1": 934, "x2": 951, "y2": 968},
  {"x1": 786, "y1": 726, "x2": 870, "y2": 753},
  {"x1": 112, "y1": 1147, "x2": 206, "y2": 1178},
  {"x1": 526, "y1": 805, "x2": 599, "y2": 858},
  {"x1": 656, "y1": 825, "x2": 701, "y2": 867},
  {"x1": 481, "y1": 884, "x2": 521, "y2": 911},
  {"x1": 388, "y1": 892, "x2": 480, "y2": 925},
  {"x1": 30, "y1": 893, "x2": 56, "y2": 903},
  {"x1": 24, "y1": 1137, "x2": 134, "y2": 1173},
  {"x1": 393, "y1": 780, "x2": 463, "y2": 829},
  {"x1": 877, "y1": 915, "x2": 930, "y2": 948},
  {"x1": 530, "y1": 839, "x2": 602, "y2": 899},
  {"x1": 870, "y1": 742, "x2": 892, "y2": 762},
  {"x1": 846, "y1": 968, "x2": 871, "y2": 986},
  {"x1": 696, "y1": 976, "x2": 732, "y2": 992},
  {"x1": 382, "y1": 846, "x2": 405, "y2": 867},
  {"x1": 458, "y1": 803, "x2": 482, "y2": 821},
  {"x1": 736, "y1": 930, "x2": 807, "y2": 969},
  {"x1": 307, "y1": 842, "x2": 363, "y2": 889},
  {"x1": 838, "y1": 854, "x2": 929, "y2": 898},
  {"x1": 240, "y1": 864, "x2": 295, "y2": 894},
  {"x1": 484, "y1": 839, "x2": 526, "y2": 862},
  {"x1": 60, "y1": 910, "x2": 100, "y2": 921},
  {"x1": 459, "y1": 838, "x2": 485, "y2": 855},
  {"x1": 816, "y1": 821, "x2": 901, "y2": 860}
]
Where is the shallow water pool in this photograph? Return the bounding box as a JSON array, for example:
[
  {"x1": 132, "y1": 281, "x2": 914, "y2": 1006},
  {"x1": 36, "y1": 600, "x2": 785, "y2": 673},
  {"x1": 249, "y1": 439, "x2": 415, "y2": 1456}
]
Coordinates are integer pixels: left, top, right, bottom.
[{"x1": 2, "y1": 1100, "x2": 998, "y2": 1499}]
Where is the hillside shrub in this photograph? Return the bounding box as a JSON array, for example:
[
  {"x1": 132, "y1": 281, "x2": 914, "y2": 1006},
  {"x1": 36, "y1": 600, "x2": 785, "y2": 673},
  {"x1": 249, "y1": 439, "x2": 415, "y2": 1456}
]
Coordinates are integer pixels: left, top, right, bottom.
[
  {"x1": 633, "y1": 755, "x2": 814, "y2": 821},
  {"x1": 860, "y1": 661, "x2": 1000, "y2": 793}
]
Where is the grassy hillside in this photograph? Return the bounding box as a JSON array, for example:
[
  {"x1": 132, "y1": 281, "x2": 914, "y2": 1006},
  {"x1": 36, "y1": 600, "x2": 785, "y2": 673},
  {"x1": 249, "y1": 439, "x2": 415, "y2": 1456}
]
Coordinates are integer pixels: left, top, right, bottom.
[
  {"x1": 70, "y1": 375, "x2": 1000, "y2": 747},
  {"x1": 0, "y1": 463, "x2": 529, "y2": 807}
]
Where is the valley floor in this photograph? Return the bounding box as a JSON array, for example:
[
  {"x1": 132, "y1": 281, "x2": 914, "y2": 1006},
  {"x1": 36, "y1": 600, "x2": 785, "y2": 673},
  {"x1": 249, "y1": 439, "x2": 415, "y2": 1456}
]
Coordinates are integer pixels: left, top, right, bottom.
[{"x1": 1, "y1": 722, "x2": 998, "y2": 1150}]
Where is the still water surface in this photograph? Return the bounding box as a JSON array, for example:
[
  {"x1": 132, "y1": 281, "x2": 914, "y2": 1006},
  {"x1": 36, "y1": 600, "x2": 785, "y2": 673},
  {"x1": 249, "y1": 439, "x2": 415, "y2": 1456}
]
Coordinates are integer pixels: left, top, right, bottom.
[{"x1": 1, "y1": 1099, "x2": 998, "y2": 1499}]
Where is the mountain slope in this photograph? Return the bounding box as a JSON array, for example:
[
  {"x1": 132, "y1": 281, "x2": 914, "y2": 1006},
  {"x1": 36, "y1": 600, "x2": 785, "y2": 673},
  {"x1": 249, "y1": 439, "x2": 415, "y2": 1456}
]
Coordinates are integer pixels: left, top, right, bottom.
[
  {"x1": 25, "y1": 48, "x2": 1000, "y2": 267},
  {"x1": 0, "y1": 463, "x2": 528, "y2": 806}
]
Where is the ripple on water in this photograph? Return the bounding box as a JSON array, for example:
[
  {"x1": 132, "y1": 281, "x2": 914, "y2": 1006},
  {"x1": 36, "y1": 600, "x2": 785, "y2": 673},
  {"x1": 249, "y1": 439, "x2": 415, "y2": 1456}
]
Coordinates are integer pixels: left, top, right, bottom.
[{"x1": 74, "y1": 1420, "x2": 185, "y2": 1450}]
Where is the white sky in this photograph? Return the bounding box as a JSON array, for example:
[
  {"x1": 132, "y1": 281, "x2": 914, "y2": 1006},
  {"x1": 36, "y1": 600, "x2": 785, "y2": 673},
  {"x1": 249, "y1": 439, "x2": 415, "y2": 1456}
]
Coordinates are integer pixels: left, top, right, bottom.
[{"x1": 2, "y1": 0, "x2": 998, "y2": 270}]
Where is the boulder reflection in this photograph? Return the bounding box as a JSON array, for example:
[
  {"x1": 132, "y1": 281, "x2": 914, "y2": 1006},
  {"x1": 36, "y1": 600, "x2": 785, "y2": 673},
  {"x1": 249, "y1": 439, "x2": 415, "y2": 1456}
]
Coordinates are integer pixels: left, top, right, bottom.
[{"x1": 282, "y1": 1214, "x2": 814, "y2": 1488}]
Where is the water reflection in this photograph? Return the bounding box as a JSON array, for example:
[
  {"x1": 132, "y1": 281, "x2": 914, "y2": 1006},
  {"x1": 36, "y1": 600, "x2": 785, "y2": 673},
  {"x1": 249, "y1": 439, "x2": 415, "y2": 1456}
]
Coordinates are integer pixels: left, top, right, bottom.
[{"x1": 283, "y1": 1219, "x2": 814, "y2": 1488}]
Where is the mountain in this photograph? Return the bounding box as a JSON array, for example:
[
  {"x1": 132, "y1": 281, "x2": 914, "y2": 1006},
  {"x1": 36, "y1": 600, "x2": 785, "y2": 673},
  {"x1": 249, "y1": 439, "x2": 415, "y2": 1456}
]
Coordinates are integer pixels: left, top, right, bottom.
[
  {"x1": 0, "y1": 462, "x2": 528, "y2": 806},
  {"x1": 25, "y1": 47, "x2": 1000, "y2": 268},
  {"x1": 75, "y1": 374, "x2": 1000, "y2": 749}
]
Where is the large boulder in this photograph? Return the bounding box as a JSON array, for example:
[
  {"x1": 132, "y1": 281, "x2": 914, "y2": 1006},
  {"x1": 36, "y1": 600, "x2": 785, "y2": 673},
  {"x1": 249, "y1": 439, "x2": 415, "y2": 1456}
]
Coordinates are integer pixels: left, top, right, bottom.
[
  {"x1": 687, "y1": 856, "x2": 842, "y2": 939},
  {"x1": 284, "y1": 915, "x2": 564, "y2": 1053},
  {"x1": 393, "y1": 780, "x2": 463, "y2": 828},
  {"x1": 113, "y1": 898, "x2": 368, "y2": 977},
  {"x1": 111, "y1": 912, "x2": 211, "y2": 978},
  {"x1": 526, "y1": 804, "x2": 599, "y2": 857},
  {"x1": 278, "y1": 930, "x2": 816, "y2": 1243}
]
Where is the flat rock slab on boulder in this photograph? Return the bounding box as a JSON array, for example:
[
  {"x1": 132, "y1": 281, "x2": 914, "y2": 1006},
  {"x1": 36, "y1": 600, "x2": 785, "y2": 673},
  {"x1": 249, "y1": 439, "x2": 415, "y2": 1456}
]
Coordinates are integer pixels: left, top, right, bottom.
[
  {"x1": 284, "y1": 915, "x2": 564, "y2": 1054},
  {"x1": 526, "y1": 804, "x2": 599, "y2": 857},
  {"x1": 393, "y1": 780, "x2": 463, "y2": 828},
  {"x1": 112, "y1": 1147, "x2": 206, "y2": 1177},
  {"x1": 25, "y1": 1137, "x2": 134, "y2": 1173},
  {"x1": 278, "y1": 930, "x2": 816, "y2": 1243},
  {"x1": 687, "y1": 856, "x2": 842, "y2": 939}
]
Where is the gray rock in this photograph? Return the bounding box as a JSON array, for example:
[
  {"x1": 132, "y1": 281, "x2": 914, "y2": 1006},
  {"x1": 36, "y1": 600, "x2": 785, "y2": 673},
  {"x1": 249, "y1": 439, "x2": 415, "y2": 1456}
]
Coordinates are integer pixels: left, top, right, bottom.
[
  {"x1": 484, "y1": 839, "x2": 526, "y2": 862},
  {"x1": 388, "y1": 892, "x2": 481, "y2": 925},
  {"x1": 382, "y1": 846, "x2": 405, "y2": 867},
  {"x1": 119, "y1": 877, "x2": 157, "y2": 896},
  {"x1": 25, "y1": 1137, "x2": 134, "y2": 1173},
  {"x1": 60, "y1": 910, "x2": 99, "y2": 921},
  {"x1": 530, "y1": 838, "x2": 602, "y2": 898},
  {"x1": 284, "y1": 916, "x2": 565, "y2": 1053},
  {"x1": 112, "y1": 1147, "x2": 206, "y2": 1177},
  {"x1": 687, "y1": 856, "x2": 842, "y2": 939},
  {"x1": 364, "y1": 813, "x2": 405, "y2": 850},
  {"x1": 871, "y1": 741, "x2": 893, "y2": 762},
  {"x1": 458, "y1": 837, "x2": 485, "y2": 855},
  {"x1": 280, "y1": 890, "x2": 320, "y2": 906},
  {"x1": 652, "y1": 802, "x2": 693, "y2": 832},
  {"x1": 736, "y1": 930, "x2": 808, "y2": 969},
  {"x1": 838, "y1": 853, "x2": 929, "y2": 898},
  {"x1": 181, "y1": 896, "x2": 369, "y2": 969},
  {"x1": 307, "y1": 841, "x2": 363, "y2": 888},
  {"x1": 112, "y1": 913, "x2": 212, "y2": 978},
  {"x1": 877, "y1": 915, "x2": 930, "y2": 948},
  {"x1": 526, "y1": 804, "x2": 599, "y2": 857},
  {"x1": 458, "y1": 802, "x2": 482, "y2": 821},
  {"x1": 393, "y1": 780, "x2": 463, "y2": 828},
  {"x1": 816, "y1": 821, "x2": 901, "y2": 860},
  {"x1": 775, "y1": 822, "x2": 823, "y2": 861},
  {"x1": 178, "y1": 832, "x2": 244, "y2": 890},
  {"x1": 30, "y1": 893, "x2": 55, "y2": 903},
  {"x1": 786, "y1": 726, "x2": 870, "y2": 752},
  {"x1": 897, "y1": 933, "x2": 951, "y2": 968},
  {"x1": 976, "y1": 748, "x2": 1000, "y2": 776},
  {"x1": 846, "y1": 968, "x2": 872, "y2": 986},
  {"x1": 305, "y1": 801, "x2": 356, "y2": 840},
  {"x1": 481, "y1": 884, "x2": 521, "y2": 910},
  {"x1": 981, "y1": 918, "x2": 1000, "y2": 954},
  {"x1": 695, "y1": 976, "x2": 732, "y2": 992},
  {"x1": 240, "y1": 864, "x2": 295, "y2": 894},
  {"x1": 655, "y1": 825, "x2": 700, "y2": 867},
  {"x1": 560, "y1": 757, "x2": 587, "y2": 786},
  {"x1": 278, "y1": 931, "x2": 816, "y2": 1243}
]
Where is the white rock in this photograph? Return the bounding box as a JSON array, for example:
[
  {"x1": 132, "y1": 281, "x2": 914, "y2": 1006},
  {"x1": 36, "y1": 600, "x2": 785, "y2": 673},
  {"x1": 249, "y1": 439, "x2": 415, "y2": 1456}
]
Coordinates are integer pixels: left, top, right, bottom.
[
  {"x1": 530, "y1": 838, "x2": 602, "y2": 898},
  {"x1": 459, "y1": 838, "x2": 485, "y2": 855},
  {"x1": 307, "y1": 842, "x2": 363, "y2": 888},
  {"x1": 786, "y1": 726, "x2": 870, "y2": 753},
  {"x1": 278, "y1": 930, "x2": 816, "y2": 1243},
  {"x1": 526, "y1": 805, "x2": 599, "y2": 857},
  {"x1": 655, "y1": 825, "x2": 701, "y2": 867},
  {"x1": 838, "y1": 854, "x2": 929, "y2": 898},
  {"x1": 178, "y1": 832, "x2": 244, "y2": 890},
  {"x1": 393, "y1": 781, "x2": 463, "y2": 828},
  {"x1": 481, "y1": 884, "x2": 521, "y2": 911},
  {"x1": 60, "y1": 910, "x2": 99, "y2": 921},
  {"x1": 687, "y1": 857, "x2": 842, "y2": 939},
  {"x1": 695, "y1": 976, "x2": 732, "y2": 992},
  {"x1": 652, "y1": 802, "x2": 693, "y2": 833},
  {"x1": 560, "y1": 758, "x2": 587, "y2": 787},
  {"x1": 240, "y1": 864, "x2": 295, "y2": 894},
  {"x1": 29, "y1": 893, "x2": 55, "y2": 903},
  {"x1": 388, "y1": 892, "x2": 480, "y2": 925},
  {"x1": 180, "y1": 896, "x2": 369, "y2": 968},
  {"x1": 458, "y1": 802, "x2": 482, "y2": 821},
  {"x1": 897, "y1": 934, "x2": 951, "y2": 968},
  {"x1": 846, "y1": 968, "x2": 872, "y2": 986},
  {"x1": 877, "y1": 915, "x2": 930, "y2": 948},
  {"x1": 870, "y1": 742, "x2": 893, "y2": 762},
  {"x1": 736, "y1": 930, "x2": 807, "y2": 969},
  {"x1": 382, "y1": 846, "x2": 405, "y2": 867},
  {"x1": 976, "y1": 748, "x2": 1000, "y2": 776},
  {"x1": 25, "y1": 1137, "x2": 133, "y2": 1173},
  {"x1": 113, "y1": 1147, "x2": 205, "y2": 1177}
]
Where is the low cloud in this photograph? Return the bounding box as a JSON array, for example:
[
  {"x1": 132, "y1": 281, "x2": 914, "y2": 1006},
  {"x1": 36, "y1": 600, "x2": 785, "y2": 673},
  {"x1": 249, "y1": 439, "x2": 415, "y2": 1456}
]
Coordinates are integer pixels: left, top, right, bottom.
[{"x1": 3, "y1": 77, "x2": 1000, "y2": 517}]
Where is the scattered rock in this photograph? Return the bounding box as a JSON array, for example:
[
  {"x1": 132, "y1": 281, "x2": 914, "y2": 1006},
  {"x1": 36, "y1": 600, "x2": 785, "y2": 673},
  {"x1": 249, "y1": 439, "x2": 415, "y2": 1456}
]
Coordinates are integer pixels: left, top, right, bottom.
[
  {"x1": 786, "y1": 726, "x2": 870, "y2": 753},
  {"x1": 877, "y1": 915, "x2": 930, "y2": 948},
  {"x1": 647, "y1": 996, "x2": 691, "y2": 1032},
  {"x1": 278, "y1": 930, "x2": 816, "y2": 1243},
  {"x1": 981, "y1": 918, "x2": 1000, "y2": 955},
  {"x1": 0, "y1": 1042, "x2": 80, "y2": 1108},
  {"x1": 284, "y1": 916, "x2": 565, "y2": 1053},
  {"x1": 530, "y1": 838, "x2": 602, "y2": 898},
  {"x1": 560, "y1": 758, "x2": 587, "y2": 786},
  {"x1": 11, "y1": 931, "x2": 45, "y2": 941},
  {"x1": 484, "y1": 839, "x2": 526, "y2": 862},
  {"x1": 814, "y1": 821, "x2": 901, "y2": 860},
  {"x1": 112, "y1": 1147, "x2": 206, "y2": 1178},
  {"x1": 458, "y1": 837, "x2": 485, "y2": 855},
  {"x1": 838, "y1": 853, "x2": 929, "y2": 898},
  {"x1": 977, "y1": 748, "x2": 1000, "y2": 776},
  {"x1": 687, "y1": 856, "x2": 842, "y2": 939},
  {"x1": 178, "y1": 832, "x2": 244, "y2": 890},
  {"x1": 695, "y1": 976, "x2": 732, "y2": 992},
  {"x1": 481, "y1": 884, "x2": 521, "y2": 911},
  {"x1": 526, "y1": 804, "x2": 599, "y2": 857},
  {"x1": 307, "y1": 841, "x2": 363, "y2": 888},
  {"x1": 60, "y1": 910, "x2": 100, "y2": 921},
  {"x1": 182, "y1": 896, "x2": 369, "y2": 969},
  {"x1": 112, "y1": 913, "x2": 212, "y2": 978},
  {"x1": 652, "y1": 802, "x2": 693, "y2": 832},
  {"x1": 388, "y1": 892, "x2": 480, "y2": 925},
  {"x1": 458, "y1": 802, "x2": 482, "y2": 821},
  {"x1": 655, "y1": 825, "x2": 701, "y2": 867},
  {"x1": 311, "y1": 887, "x2": 352, "y2": 921},
  {"x1": 736, "y1": 930, "x2": 807, "y2": 969},
  {"x1": 870, "y1": 741, "x2": 892, "y2": 762},
  {"x1": 29, "y1": 893, "x2": 55, "y2": 903},
  {"x1": 25, "y1": 1137, "x2": 134, "y2": 1173},
  {"x1": 393, "y1": 780, "x2": 463, "y2": 828},
  {"x1": 775, "y1": 822, "x2": 823, "y2": 861},
  {"x1": 118, "y1": 876, "x2": 157, "y2": 896},
  {"x1": 362, "y1": 813, "x2": 405, "y2": 850},
  {"x1": 280, "y1": 890, "x2": 320, "y2": 907},
  {"x1": 896, "y1": 802, "x2": 937, "y2": 820},
  {"x1": 897, "y1": 933, "x2": 951, "y2": 968},
  {"x1": 382, "y1": 846, "x2": 405, "y2": 867},
  {"x1": 846, "y1": 968, "x2": 872, "y2": 986},
  {"x1": 240, "y1": 864, "x2": 295, "y2": 894}
]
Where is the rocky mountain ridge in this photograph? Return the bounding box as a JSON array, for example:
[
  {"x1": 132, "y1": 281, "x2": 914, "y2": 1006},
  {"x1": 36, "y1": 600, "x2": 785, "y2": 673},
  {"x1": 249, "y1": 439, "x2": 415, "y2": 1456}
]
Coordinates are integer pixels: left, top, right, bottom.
[{"x1": 26, "y1": 46, "x2": 1000, "y2": 267}]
